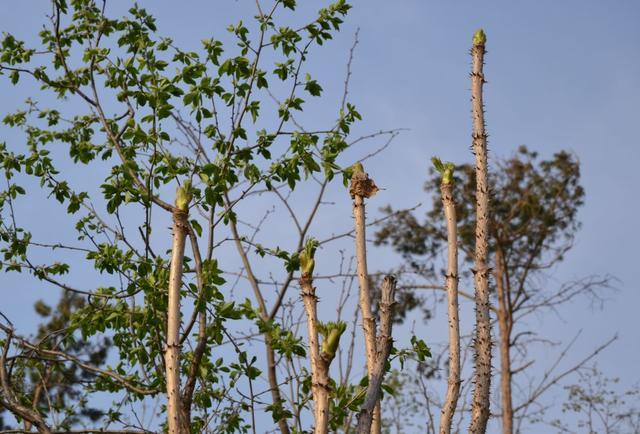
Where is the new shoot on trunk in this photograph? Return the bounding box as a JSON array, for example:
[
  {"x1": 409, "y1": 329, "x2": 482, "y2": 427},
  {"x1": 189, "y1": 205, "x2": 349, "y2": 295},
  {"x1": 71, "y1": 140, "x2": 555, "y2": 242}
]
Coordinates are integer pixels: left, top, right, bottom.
[
  {"x1": 166, "y1": 180, "x2": 192, "y2": 434},
  {"x1": 299, "y1": 238, "x2": 346, "y2": 434},
  {"x1": 432, "y1": 158, "x2": 461, "y2": 434}
]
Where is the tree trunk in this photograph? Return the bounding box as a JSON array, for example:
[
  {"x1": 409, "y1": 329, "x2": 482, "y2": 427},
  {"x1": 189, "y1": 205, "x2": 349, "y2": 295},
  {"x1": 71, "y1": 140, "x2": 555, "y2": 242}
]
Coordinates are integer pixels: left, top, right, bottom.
[
  {"x1": 226, "y1": 194, "x2": 291, "y2": 434},
  {"x1": 353, "y1": 194, "x2": 377, "y2": 373},
  {"x1": 300, "y1": 274, "x2": 330, "y2": 434},
  {"x1": 469, "y1": 29, "x2": 493, "y2": 434},
  {"x1": 266, "y1": 336, "x2": 292, "y2": 434},
  {"x1": 355, "y1": 276, "x2": 396, "y2": 434},
  {"x1": 350, "y1": 165, "x2": 381, "y2": 434},
  {"x1": 165, "y1": 207, "x2": 188, "y2": 434},
  {"x1": 495, "y1": 247, "x2": 514, "y2": 434},
  {"x1": 439, "y1": 182, "x2": 461, "y2": 434}
]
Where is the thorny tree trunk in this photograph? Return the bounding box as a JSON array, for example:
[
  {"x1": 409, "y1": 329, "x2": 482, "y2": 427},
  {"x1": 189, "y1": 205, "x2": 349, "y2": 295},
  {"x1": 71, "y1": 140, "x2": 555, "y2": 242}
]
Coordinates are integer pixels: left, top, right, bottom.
[
  {"x1": 495, "y1": 246, "x2": 514, "y2": 434},
  {"x1": 165, "y1": 206, "x2": 189, "y2": 434},
  {"x1": 469, "y1": 29, "x2": 492, "y2": 434},
  {"x1": 355, "y1": 276, "x2": 396, "y2": 434},
  {"x1": 438, "y1": 183, "x2": 461, "y2": 434},
  {"x1": 300, "y1": 274, "x2": 331, "y2": 434},
  {"x1": 350, "y1": 163, "x2": 381, "y2": 434}
]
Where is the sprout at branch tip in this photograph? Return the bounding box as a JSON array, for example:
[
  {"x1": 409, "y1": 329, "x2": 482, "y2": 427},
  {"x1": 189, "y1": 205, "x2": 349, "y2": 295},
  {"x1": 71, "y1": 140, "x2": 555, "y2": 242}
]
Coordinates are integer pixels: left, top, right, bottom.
[
  {"x1": 300, "y1": 238, "x2": 319, "y2": 276},
  {"x1": 473, "y1": 29, "x2": 487, "y2": 46},
  {"x1": 175, "y1": 180, "x2": 192, "y2": 211},
  {"x1": 431, "y1": 157, "x2": 455, "y2": 185}
]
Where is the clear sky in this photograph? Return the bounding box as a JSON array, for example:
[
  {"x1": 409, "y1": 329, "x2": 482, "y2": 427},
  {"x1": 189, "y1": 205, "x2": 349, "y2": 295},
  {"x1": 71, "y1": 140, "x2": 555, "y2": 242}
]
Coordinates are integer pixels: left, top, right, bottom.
[{"x1": 1, "y1": 1, "x2": 639, "y2": 432}]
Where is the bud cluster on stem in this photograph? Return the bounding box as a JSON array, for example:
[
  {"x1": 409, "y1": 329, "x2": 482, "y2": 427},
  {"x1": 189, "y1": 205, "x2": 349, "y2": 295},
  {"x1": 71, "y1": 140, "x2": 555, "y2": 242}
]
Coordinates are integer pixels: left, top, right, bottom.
[{"x1": 299, "y1": 238, "x2": 346, "y2": 434}]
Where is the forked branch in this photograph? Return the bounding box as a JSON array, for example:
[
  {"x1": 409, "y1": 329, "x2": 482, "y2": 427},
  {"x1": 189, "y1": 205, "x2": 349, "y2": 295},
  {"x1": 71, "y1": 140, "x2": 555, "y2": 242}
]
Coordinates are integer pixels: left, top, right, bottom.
[{"x1": 355, "y1": 275, "x2": 396, "y2": 434}]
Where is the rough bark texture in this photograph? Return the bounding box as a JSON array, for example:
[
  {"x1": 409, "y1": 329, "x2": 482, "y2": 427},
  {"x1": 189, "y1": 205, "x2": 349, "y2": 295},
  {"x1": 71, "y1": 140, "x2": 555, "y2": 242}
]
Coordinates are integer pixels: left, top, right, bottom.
[
  {"x1": 495, "y1": 247, "x2": 514, "y2": 434},
  {"x1": 469, "y1": 30, "x2": 493, "y2": 434},
  {"x1": 355, "y1": 276, "x2": 396, "y2": 434},
  {"x1": 438, "y1": 183, "x2": 461, "y2": 434},
  {"x1": 350, "y1": 167, "x2": 381, "y2": 434},
  {"x1": 300, "y1": 274, "x2": 330, "y2": 434},
  {"x1": 165, "y1": 208, "x2": 188, "y2": 434}
]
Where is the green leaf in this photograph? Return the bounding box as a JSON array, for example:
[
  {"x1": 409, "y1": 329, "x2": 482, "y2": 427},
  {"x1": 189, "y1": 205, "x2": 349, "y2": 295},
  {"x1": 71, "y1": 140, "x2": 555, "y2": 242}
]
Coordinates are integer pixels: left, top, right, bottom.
[
  {"x1": 10, "y1": 70, "x2": 19, "y2": 85},
  {"x1": 411, "y1": 335, "x2": 431, "y2": 361},
  {"x1": 190, "y1": 219, "x2": 203, "y2": 237}
]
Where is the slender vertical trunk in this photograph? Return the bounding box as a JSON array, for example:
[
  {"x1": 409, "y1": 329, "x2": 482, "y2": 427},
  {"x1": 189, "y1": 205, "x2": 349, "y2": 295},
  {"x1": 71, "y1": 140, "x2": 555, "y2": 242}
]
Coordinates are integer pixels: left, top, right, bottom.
[
  {"x1": 226, "y1": 194, "x2": 290, "y2": 434},
  {"x1": 469, "y1": 29, "x2": 492, "y2": 434},
  {"x1": 299, "y1": 240, "x2": 341, "y2": 434},
  {"x1": 166, "y1": 187, "x2": 190, "y2": 434},
  {"x1": 181, "y1": 231, "x2": 207, "y2": 428},
  {"x1": 266, "y1": 336, "x2": 292, "y2": 434},
  {"x1": 495, "y1": 247, "x2": 513, "y2": 434},
  {"x1": 353, "y1": 194, "x2": 377, "y2": 370},
  {"x1": 300, "y1": 274, "x2": 330, "y2": 434},
  {"x1": 355, "y1": 276, "x2": 396, "y2": 434},
  {"x1": 438, "y1": 182, "x2": 461, "y2": 434},
  {"x1": 349, "y1": 164, "x2": 381, "y2": 434}
]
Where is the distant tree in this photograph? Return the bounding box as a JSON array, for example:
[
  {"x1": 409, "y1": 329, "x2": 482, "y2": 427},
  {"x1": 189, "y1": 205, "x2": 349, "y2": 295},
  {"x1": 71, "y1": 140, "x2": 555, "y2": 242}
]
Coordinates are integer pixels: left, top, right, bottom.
[
  {"x1": 376, "y1": 145, "x2": 614, "y2": 433},
  {"x1": 550, "y1": 366, "x2": 640, "y2": 434},
  {"x1": 0, "y1": 293, "x2": 109, "y2": 430}
]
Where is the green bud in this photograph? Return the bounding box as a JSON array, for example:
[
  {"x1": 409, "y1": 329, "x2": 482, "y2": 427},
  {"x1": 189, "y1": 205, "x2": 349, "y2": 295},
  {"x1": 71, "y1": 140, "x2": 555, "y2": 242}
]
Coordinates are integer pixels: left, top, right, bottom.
[
  {"x1": 300, "y1": 238, "x2": 319, "y2": 276},
  {"x1": 319, "y1": 321, "x2": 347, "y2": 359},
  {"x1": 351, "y1": 161, "x2": 364, "y2": 176},
  {"x1": 473, "y1": 29, "x2": 487, "y2": 46},
  {"x1": 431, "y1": 157, "x2": 455, "y2": 185},
  {"x1": 175, "y1": 180, "x2": 192, "y2": 211}
]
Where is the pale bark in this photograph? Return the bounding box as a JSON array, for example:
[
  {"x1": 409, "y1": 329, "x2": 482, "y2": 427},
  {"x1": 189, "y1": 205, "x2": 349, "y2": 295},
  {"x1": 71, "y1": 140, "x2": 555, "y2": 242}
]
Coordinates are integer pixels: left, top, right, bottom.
[
  {"x1": 469, "y1": 30, "x2": 493, "y2": 434},
  {"x1": 495, "y1": 247, "x2": 514, "y2": 434},
  {"x1": 353, "y1": 194, "x2": 377, "y2": 371},
  {"x1": 438, "y1": 183, "x2": 461, "y2": 434},
  {"x1": 165, "y1": 207, "x2": 188, "y2": 434},
  {"x1": 300, "y1": 274, "x2": 331, "y2": 434},
  {"x1": 350, "y1": 166, "x2": 381, "y2": 434},
  {"x1": 355, "y1": 276, "x2": 396, "y2": 434}
]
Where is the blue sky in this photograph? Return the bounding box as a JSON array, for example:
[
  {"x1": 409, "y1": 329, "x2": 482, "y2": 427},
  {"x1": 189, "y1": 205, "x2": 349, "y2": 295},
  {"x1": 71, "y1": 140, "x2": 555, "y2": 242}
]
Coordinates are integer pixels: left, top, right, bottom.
[{"x1": 1, "y1": 1, "x2": 639, "y2": 432}]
